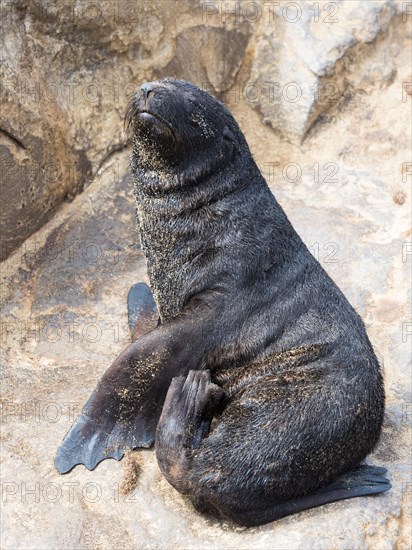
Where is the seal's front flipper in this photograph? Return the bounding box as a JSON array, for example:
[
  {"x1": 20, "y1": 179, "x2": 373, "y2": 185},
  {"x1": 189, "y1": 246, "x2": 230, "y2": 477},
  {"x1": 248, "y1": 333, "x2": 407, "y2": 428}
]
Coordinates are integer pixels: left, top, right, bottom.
[
  {"x1": 55, "y1": 305, "x2": 217, "y2": 474},
  {"x1": 229, "y1": 464, "x2": 391, "y2": 526},
  {"x1": 54, "y1": 395, "x2": 154, "y2": 474},
  {"x1": 127, "y1": 282, "x2": 159, "y2": 339},
  {"x1": 54, "y1": 341, "x2": 162, "y2": 474}
]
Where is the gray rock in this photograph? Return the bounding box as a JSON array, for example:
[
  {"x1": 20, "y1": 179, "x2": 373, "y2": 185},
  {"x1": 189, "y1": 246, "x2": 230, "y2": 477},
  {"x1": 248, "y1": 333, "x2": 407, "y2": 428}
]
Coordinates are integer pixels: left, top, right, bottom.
[
  {"x1": 156, "y1": 23, "x2": 251, "y2": 92},
  {"x1": 1, "y1": 0, "x2": 250, "y2": 259},
  {"x1": 249, "y1": 0, "x2": 398, "y2": 140},
  {"x1": 0, "y1": 65, "x2": 82, "y2": 261},
  {"x1": 2, "y1": 0, "x2": 403, "y2": 258}
]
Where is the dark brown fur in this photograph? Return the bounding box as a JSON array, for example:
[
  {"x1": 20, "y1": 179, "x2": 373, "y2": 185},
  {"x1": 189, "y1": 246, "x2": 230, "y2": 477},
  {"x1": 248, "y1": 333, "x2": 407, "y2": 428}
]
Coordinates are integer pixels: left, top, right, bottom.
[{"x1": 55, "y1": 79, "x2": 389, "y2": 526}]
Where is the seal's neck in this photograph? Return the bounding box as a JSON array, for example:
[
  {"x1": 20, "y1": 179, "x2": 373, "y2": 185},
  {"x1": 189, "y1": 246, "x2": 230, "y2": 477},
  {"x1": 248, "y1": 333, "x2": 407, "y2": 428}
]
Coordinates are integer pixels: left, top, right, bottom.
[
  {"x1": 130, "y1": 133, "x2": 253, "y2": 202},
  {"x1": 131, "y1": 158, "x2": 264, "y2": 320},
  {"x1": 133, "y1": 165, "x2": 252, "y2": 218}
]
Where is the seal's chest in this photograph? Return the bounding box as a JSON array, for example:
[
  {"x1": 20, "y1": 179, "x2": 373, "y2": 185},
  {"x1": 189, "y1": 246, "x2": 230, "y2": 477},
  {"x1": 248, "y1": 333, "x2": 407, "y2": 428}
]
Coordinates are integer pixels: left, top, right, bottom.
[
  {"x1": 138, "y1": 225, "x2": 190, "y2": 321},
  {"x1": 137, "y1": 201, "x2": 210, "y2": 321}
]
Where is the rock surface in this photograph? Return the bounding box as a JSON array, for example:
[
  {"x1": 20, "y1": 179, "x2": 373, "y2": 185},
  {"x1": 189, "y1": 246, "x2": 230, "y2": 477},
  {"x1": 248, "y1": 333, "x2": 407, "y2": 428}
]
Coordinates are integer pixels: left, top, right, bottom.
[
  {"x1": 1, "y1": 0, "x2": 252, "y2": 259},
  {"x1": 248, "y1": 0, "x2": 399, "y2": 141},
  {"x1": 1, "y1": 1, "x2": 411, "y2": 549},
  {"x1": 2, "y1": 0, "x2": 408, "y2": 259}
]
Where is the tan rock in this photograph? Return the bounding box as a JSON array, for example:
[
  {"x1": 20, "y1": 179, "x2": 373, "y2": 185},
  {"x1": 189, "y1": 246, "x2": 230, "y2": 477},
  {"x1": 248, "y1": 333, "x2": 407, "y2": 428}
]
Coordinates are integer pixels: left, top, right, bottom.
[{"x1": 0, "y1": 1, "x2": 410, "y2": 548}]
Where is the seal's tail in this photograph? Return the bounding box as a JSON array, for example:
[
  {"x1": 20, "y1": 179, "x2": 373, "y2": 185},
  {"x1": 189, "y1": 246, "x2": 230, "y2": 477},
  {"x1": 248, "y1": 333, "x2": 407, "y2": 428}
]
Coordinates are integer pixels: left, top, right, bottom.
[{"x1": 231, "y1": 465, "x2": 391, "y2": 526}]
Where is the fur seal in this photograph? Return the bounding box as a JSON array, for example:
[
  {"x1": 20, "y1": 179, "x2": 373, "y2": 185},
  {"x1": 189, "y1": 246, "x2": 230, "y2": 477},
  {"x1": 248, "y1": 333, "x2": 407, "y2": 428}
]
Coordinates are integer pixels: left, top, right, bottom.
[{"x1": 55, "y1": 78, "x2": 390, "y2": 526}]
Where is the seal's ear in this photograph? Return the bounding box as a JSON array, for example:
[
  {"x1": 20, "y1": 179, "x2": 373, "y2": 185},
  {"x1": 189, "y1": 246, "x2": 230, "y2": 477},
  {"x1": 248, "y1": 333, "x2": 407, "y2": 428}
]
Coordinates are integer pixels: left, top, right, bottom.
[{"x1": 223, "y1": 126, "x2": 240, "y2": 157}]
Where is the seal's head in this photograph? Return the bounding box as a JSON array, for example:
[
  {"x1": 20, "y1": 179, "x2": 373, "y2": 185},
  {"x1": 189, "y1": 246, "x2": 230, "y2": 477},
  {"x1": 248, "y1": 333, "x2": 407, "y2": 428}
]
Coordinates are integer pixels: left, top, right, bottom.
[{"x1": 126, "y1": 78, "x2": 246, "y2": 187}]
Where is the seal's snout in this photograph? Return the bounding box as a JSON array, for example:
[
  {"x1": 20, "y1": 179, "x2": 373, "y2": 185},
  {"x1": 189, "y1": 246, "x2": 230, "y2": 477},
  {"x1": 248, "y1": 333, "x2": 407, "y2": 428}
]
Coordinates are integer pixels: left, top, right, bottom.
[
  {"x1": 125, "y1": 80, "x2": 174, "y2": 141},
  {"x1": 140, "y1": 82, "x2": 156, "y2": 100}
]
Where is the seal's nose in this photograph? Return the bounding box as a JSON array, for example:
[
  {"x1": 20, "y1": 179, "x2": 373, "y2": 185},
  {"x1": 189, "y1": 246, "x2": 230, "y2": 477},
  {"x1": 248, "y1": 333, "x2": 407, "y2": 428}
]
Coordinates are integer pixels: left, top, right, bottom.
[{"x1": 140, "y1": 82, "x2": 156, "y2": 99}]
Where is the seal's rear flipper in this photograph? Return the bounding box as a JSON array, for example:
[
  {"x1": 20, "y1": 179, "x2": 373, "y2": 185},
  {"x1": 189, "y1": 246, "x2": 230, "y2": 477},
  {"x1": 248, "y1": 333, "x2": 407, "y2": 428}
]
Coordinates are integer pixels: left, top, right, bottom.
[
  {"x1": 228, "y1": 465, "x2": 391, "y2": 526},
  {"x1": 127, "y1": 282, "x2": 159, "y2": 339}
]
